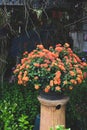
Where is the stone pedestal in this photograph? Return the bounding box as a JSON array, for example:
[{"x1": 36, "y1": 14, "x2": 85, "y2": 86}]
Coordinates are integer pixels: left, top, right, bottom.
[{"x1": 38, "y1": 95, "x2": 69, "y2": 130}]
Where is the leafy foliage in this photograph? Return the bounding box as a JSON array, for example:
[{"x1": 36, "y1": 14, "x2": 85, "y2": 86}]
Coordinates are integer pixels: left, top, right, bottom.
[
  {"x1": 66, "y1": 79, "x2": 87, "y2": 130},
  {"x1": 50, "y1": 125, "x2": 70, "y2": 130},
  {"x1": 0, "y1": 82, "x2": 40, "y2": 130}
]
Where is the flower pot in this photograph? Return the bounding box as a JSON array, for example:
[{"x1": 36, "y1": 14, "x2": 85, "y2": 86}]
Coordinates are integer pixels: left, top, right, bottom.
[{"x1": 39, "y1": 91, "x2": 66, "y2": 100}]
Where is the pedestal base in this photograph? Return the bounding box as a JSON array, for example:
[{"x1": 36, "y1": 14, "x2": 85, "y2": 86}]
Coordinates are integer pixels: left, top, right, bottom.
[{"x1": 38, "y1": 95, "x2": 69, "y2": 130}]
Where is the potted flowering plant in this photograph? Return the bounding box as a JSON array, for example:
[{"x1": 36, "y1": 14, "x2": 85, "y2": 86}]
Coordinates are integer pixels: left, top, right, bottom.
[{"x1": 13, "y1": 43, "x2": 87, "y2": 95}]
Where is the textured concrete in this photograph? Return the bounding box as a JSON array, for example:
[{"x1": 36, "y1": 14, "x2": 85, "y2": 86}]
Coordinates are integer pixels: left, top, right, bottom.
[{"x1": 38, "y1": 95, "x2": 69, "y2": 130}]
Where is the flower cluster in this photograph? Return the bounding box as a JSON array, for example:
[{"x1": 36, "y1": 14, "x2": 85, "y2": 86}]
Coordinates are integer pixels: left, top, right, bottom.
[{"x1": 13, "y1": 43, "x2": 87, "y2": 93}]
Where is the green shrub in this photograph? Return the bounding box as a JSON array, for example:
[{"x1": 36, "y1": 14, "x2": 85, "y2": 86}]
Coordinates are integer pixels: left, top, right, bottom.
[
  {"x1": 50, "y1": 125, "x2": 70, "y2": 130},
  {"x1": 0, "y1": 82, "x2": 40, "y2": 129},
  {"x1": 0, "y1": 100, "x2": 34, "y2": 130},
  {"x1": 0, "y1": 100, "x2": 18, "y2": 130},
  {"x1": 18, "y1": 114, "x2": 30, "y2": 130},
  {"x1": 66, "y1": 80, "x2": 87, "y2": 130}
]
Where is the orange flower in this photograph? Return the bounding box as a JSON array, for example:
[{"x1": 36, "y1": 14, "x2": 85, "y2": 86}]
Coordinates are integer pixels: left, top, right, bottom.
[
  {"x1": 19, "y1": 71, "x2": 22, "y2": 75},
  {"x1": 63, "y1": 80, "x2": 68, "y2": 85},
  {"x1": 82, "y1": 62, "x2": 87, "y2": 67},
  {"x1": 64, "y1": 43, "x2": 70, "y2": 48},
  {"x1": 47, "y1": 68, "x2": 51, "y2": 71},
  {"x1": 13, "y1": 69, "x2": 19, "y2": 74},
  {"x1": 83, "y1": 72, "x2": 87, "y2": 79},
  {"x1": 67, "y1": 48, "x2": 73, "y2": 53},
  {"x1": 44, "y1": 59, "x2": 50, "y2": 64},
  {"x1": 50, "y1": 80, "x2": 54, "y2": 86},
  {"x1": 23, "y1": 51, "x2": 28, "y2": 55},
  {"x1": 49, "y1": 46, "x2": 53, "y2": 49},
  {"x1": 60, "y1": 65, "x2": 65, "y2": 71},
  {"x1": 70, "y1": 79, "x2": 77, "y2": 85},
  {"x1": 22, "y1": 76, "x2": 29, "y2": 82},
  {"x1": 77, "y1": 75, "x2": 83, "y2": 80},
  {"x1": 56, "y1": 70, "x2": 61, "y2": 76},
  {"x1": 57, "y1": 79, "x2": 61, "y2": 85},
  {"x1": 73, "y1": 54, "x2": 81, "y2": 62},
  {"x1": 54, "y1": 78, "x2": 61, "y2": 85},
  {"x1": 69, "y1": 86, "x2": 73, "y2": 90},
  {"x1": 53, "y1": 79, "x2": 58, "y2": 85},
  {"x1": 58, "y1": 65, "x2": 65, "y2": 71},
  {"x1": 74, "y1": 65, "x2": 79, "y2": 68},
  {"x1": 47, "y1": 53, "x2": 55, "y2": 61},
  {"x1": 41, "y1": 63, "x2": 48, "y2": 68},
  {"x1": 24, "y1": 71, "x2": 28, "y2": 75},
  {"x1": 69, "y1": 71, "x2": 75, "y2": 76},
  {"x1": 26, "y1": 65, "x2": 30, "y2": 69},
  {"x1": 37, "y1": 44, "x2": 44, "y2": 49},
  {"x1": 56, "y1": 44, "x2": 62, "y2": 47},
  {"x1": 43, "y1": 49, "x2": 49, "y2": 53},
  {"x1": 38, "y1": 52, "x2": 45, "y2": 57},
  {"x1": 51, "y1": 61, "x2": 57, "y2": 67},
  {"x1": 34, "y1": 76, "x2": 39, "y2": 80},
  {"x1": 55, "y1": 86, "x2": 61, "y2": 91},
  {"x1": 64, "y1": 56, "x2": 68, "y2": 59},
  {"x1": 16, "y1": 64, "x2": 20, "y2": 68},
  {"x1": 34, "y1": 63, "x2": 40, "y2": 67},
  {"x1": 76, "y1": 68, "x2": 82, "y2": 74},
  {"x1": 18, "y1": 74, "x2": 22, "y2": 79},
  {"x1": 76, "y1": 77, "x2": 82, "y2": 84},
  {"x1": 55, "y1": 47, "x2": 63, "y2": 52},
  {"x1": 44, "y1": 87, "x2": 49, "y2": 93},
  {"x1": 46, "y1": 85, "x2": 50, "y2": 90},
  {"x1": 18, "y1": 80, "x2": 23, "y2": 85},
  {"x1": 73, "y1": 58, "x2": 77, "y2": 63},
  {"x1": 69, "y1": 63, "x2": 73, "y2": 69},
  {"x1": 20, "y1": 64, "x2": 26, "y2": 70},
  {"x1": 21, "y1": 58, "x2": 28, "y2": 64},
  {"x1": 35, "y1": 85, "x2": 39, "y2": 90}
]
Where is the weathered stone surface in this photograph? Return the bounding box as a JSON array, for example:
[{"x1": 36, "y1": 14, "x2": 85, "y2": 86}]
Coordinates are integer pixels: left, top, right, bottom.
[{"x1": 38, "y1": 96, "x2": 69, "y2": 130}]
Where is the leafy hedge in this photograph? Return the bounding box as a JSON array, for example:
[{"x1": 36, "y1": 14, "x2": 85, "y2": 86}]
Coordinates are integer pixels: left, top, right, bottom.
[
  {"x1": 0, "y1": 82, "x2": 40, "y2": 130},
  {"x1": 66, "y1": 81, "x2": 87, "y2": 130}
]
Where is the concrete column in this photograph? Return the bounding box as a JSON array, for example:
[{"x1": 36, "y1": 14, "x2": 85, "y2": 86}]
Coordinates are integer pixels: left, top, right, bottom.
[{"x1": 38, "y1": 95, "x2": 69, "y2": 130}]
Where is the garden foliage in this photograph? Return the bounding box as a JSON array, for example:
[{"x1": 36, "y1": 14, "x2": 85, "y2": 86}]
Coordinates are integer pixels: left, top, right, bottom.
[{"x1": 0, "y1": 82, "x2": 39, "y2": 130}]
